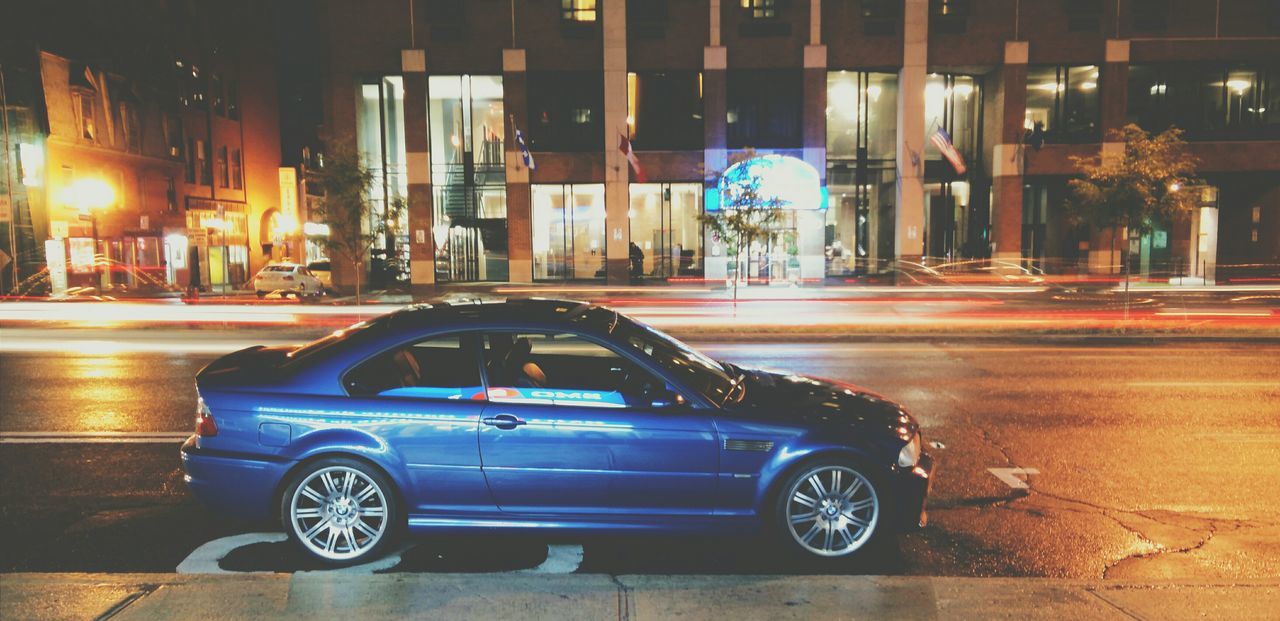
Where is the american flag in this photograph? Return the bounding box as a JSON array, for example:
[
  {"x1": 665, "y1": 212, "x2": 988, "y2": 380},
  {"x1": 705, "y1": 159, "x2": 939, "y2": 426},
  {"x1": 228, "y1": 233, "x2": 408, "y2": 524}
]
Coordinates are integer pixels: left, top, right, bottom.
[
  {"x1": 513, "y1": 122, "x2": 535, "y2": 170},
  {"x1": 931, "y1": 127, "x2": 967, "y2": 175}
]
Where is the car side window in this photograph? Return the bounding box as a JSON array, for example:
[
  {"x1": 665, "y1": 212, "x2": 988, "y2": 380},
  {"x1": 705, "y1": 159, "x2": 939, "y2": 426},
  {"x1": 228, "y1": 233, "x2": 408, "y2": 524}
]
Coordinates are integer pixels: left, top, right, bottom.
[
  {"x1": 482, "y1": 332, "x2": 674, "y2": 409},
  {"x1": 345, "y1": 333, "x2": 483, "y2": 399}
]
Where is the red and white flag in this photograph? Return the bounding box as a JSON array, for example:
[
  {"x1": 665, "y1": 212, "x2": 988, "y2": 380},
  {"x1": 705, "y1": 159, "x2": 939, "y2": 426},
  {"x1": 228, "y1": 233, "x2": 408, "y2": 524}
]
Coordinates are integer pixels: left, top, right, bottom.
[
  {"x1": 930, "y1": 127, "x2": 967, "y2": 175},
  {"x1": 618, "y1": 133, "x2": 647, "y2": 182}
]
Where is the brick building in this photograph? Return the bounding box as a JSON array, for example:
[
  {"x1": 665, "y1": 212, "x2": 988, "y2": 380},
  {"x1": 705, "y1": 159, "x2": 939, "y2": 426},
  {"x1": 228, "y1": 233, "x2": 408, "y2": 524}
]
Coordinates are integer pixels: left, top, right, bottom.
[{"x1": 0, "y1": 0, "x2": 282, "y2": 294}]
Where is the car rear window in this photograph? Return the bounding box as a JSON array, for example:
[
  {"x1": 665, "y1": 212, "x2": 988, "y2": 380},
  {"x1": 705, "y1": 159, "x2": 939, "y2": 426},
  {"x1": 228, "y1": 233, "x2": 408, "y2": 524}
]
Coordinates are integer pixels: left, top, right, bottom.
[{"x1": 265, "y1": 265, "x2": 294, "y2": 272}]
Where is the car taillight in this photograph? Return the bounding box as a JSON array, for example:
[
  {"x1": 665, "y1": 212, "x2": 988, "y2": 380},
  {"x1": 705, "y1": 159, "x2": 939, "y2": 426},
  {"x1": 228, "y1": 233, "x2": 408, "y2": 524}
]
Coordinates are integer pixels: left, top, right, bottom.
[
  {"x1": 196, "y1": 397, "x2": 218, "y2": 437},
  {"x1": 282, "y1": 275, "x2": 294, "y2": 281}
]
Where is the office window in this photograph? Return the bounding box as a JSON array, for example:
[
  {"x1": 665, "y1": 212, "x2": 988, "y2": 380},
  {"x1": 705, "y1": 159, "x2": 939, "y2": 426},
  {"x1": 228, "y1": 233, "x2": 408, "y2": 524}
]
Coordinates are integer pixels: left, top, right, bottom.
[
  {"x1": 1132, "y1": 0, "x2": 1168, "y2": 32},
  {"x1": 562, "y1": 0, "x2": 596, "y2": 22},
  {"x1": 1064, "y1": 0, "x2": 1102, "y2": 32},
  {"x1": 827, "y1": 71, "x2": 898, "y2": 160},
  {"x1": 227, "y1": 79, "x2": 240, "y2": 120},
  {"x1": 1025, "y1": 65, "x2": 1100, "y2": 143},
  {"x1": 741, "y1": 0, "x2": 776, "y2": 19},
  {"x1": 1128, "y1": 64, "x2": 1279, "y2": 140},
  {"x1": 628, "y1": 0, "x2": 667, "y2": 37},
  {"x1": 727, "y1": 70, "x2": 802, "y2": 148},
  {"x1": 930, "y1": 0, "x2": 969, "y2": 33},
  {"x1": 231, "y1": 149, "x2": 243, "y2": 190},
  {"x1": 199, "y1": 140, "x2": 212, "y2": 185},
  {"x1": 166, "y1": 176, "x2": 178, "y2": 213},
  {"x1": 212, "y1": 73, "x2": 225, "y2": 116},
  {"x1": 185, "y1": 138, "x2": 197, "y2": 183},
  {"x1": 628, "y1": 72, "x2": 703, "y2": 151},
  {"x1": 427, "y1": 0, "x2": 465, "y2": 25},
  {"x1": 217, "y1": 146, "x2": 229, "y2": 188},
  {"x1": 923, "y1": 73, "x2": 981, "y2": 163},
  {"x1": 190, "y1": 64, "x2": 206, "y2": 107},
  {"x1": 861, "y1": 0, "x2": 899, "y2": 35},
  {"x1": 120, "y1": 102, "x2": 141, "y2": 153},
  {"x1": 528, "y1": 72, "x2": 603, "y2": 152},
  {"x1": 77, "y1": 92, "x2": 96, "y2": 141},
  {"x1": 532, "y1": 184, "x2": 606, "y2": 280}
]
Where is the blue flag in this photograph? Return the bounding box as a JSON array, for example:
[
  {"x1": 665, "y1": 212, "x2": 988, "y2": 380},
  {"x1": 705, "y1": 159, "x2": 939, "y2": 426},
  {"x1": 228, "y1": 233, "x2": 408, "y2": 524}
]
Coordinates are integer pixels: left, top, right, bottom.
[{"x1": 514, "y1": 125, "x2": 535, "y2": 170}]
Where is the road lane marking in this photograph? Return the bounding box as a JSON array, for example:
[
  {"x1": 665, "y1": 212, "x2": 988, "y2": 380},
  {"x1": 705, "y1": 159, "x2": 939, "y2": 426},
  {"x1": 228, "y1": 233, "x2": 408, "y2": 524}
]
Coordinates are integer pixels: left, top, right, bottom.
[
  {"x1": 0, "y1": 431, "x2": 190, "y2": 444},
  {"x1": 518, "y1": 544, "x2": 585, "y2": 574},
  {"x1": 176, "y1": 533, "x2": 288, "y2": 574},
  {"x1": 988, "y1": 467, "x2": 1039, "y2": 490}
]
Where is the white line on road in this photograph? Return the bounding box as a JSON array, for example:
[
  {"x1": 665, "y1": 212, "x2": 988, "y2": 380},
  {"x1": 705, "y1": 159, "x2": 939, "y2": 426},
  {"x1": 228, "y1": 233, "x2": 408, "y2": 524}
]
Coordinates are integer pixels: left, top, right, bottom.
[
  {"x1": 518, "y1": 544, "x2": 585, "y2": 574},
  {"x1": 0, "y1": 431, "x2": 190, "y2": 444},
  {"x1": 176, "y1": 533, "x2": 288, "y2": 574},
  {"x1": 988, "y1": 467, "x2": 1039, "y2": 490}
]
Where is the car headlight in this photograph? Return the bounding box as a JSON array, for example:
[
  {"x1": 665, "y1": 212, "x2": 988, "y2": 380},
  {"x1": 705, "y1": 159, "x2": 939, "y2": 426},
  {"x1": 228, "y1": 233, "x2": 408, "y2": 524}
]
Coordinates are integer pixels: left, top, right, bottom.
[{"x1": 897, "y1": 434, "x2": 921, "y2": 468}]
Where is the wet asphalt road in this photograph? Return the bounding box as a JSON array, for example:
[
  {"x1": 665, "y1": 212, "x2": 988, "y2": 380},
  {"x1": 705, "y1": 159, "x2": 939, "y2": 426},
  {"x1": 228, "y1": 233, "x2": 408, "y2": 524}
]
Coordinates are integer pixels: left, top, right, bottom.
[{"x1": 1, "y1": 336, "x2": 1278, "y2": 579}]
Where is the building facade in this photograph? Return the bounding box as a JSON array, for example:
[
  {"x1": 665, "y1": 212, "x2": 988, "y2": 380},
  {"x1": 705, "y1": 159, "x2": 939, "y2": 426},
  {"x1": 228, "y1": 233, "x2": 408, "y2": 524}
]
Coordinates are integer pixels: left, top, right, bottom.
[
  {"x1": 0, "y1": 0, "x2": 282, "y2": 295},
  {"x1": 314, "y1": 0, "x2": 1280, "y2": 291}
]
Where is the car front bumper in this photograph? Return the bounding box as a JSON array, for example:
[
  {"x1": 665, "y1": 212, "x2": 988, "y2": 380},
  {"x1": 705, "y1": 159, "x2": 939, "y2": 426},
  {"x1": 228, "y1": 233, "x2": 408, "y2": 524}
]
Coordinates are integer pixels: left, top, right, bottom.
[{"x1": 890, "y1": 449, "x2": 935, "y2": 531}]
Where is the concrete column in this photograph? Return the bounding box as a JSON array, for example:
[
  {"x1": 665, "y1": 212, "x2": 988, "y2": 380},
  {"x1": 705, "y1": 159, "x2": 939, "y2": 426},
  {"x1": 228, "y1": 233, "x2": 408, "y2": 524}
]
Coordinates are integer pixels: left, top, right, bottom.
[
  {"x1": 991, "y1": 41, "x2": 1029, "y2": 261},
  {"x1": 1087, "y1": 39, "x2": 1132, "y2": 274},
  {"x1": 603, "y1": 0, "x2": 630, "y2": 284},
  {"x1": 401, "y1": 49, "x2": 435, "y2": 295},
  {"x1": 895, "y1": 0, "x2": 927, "y2": 262},
  {"x1": 703, "y1": 44, "x2": 728, "y2": 282},
  {"x1": 503, "y1": 49, "x2": 533, "y2": 283}
]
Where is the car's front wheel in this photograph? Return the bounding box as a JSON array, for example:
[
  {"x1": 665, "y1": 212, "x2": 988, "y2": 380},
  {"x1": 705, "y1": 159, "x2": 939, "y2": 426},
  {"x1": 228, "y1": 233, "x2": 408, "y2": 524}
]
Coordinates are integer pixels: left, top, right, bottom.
[
  {"x1": 280, "y1": 457, "x2": 398, "y2": 565},
  {"x1": 774, "y1": 460, "x2": 881, "y2": 559}
]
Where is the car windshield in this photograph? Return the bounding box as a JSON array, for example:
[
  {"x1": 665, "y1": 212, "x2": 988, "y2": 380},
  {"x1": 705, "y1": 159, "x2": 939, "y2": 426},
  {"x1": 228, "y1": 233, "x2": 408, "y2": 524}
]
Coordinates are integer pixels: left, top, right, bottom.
[{"x1": 611, "y1": 313, "x2": 735, "y2": 405}]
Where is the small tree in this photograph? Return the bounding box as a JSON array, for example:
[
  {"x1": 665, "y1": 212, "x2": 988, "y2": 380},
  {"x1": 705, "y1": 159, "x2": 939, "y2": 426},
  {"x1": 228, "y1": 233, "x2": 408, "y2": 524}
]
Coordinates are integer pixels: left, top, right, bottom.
[
  {"x1": 699, "y1": 151, "x2": 785, "y2": 305},
  {"x1": 311, "y1": 146, "x2": 384, "y2": 305},
  {"x1": 1067, "y1": 124, "x2": 1199, "y2": 304}
]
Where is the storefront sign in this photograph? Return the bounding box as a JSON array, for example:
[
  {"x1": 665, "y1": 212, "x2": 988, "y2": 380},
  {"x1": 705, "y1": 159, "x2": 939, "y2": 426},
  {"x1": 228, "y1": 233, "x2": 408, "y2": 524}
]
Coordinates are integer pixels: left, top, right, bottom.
[
  {"x1": 279, "y1": 168, "x2": 298, "y2": 216},
  {"x1": 45, "y1": 240, "x2": 68, "y2": 295},
  {"x1": 68, "y1": 238, "x2": 94, "y2": 274}
]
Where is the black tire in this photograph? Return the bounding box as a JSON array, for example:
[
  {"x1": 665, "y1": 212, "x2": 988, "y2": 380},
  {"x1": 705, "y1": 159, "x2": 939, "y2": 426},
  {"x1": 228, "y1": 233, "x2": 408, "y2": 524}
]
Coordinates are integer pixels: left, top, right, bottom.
[
  {"x1": 255, "y1": 290, "x2": 267, "y2": 298},
  {"x1": 771, "y1": 457, "x2": 884, "y2": 561},
  {"x1": 279, "y1": 456, "x2": 400, "y2": 566}
]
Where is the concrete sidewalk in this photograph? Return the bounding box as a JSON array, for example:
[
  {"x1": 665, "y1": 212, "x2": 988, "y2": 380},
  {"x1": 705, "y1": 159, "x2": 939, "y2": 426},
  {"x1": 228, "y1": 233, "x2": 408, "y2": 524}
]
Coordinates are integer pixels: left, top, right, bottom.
[{"x1": 2, "y1": 573, "x2": 1276, "y2": 621}]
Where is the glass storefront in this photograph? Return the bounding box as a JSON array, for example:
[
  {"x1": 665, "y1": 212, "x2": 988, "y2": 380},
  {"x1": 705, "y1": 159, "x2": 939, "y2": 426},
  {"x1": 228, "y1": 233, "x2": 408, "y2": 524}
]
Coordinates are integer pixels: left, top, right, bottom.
[
  {"x1": 356, "y1": 76, "x2": 409, "y2": 285},
  {"x1": 923, "y1": 73, "x2": 985, "y2": 262},
  {"x1": 1025, "y1": 65, "x2": 1100, "y2": 143},
  {"x1": 826, "y1": 71, "x2": 899, "y2": 275},
  {"x1": 429, "y1": 75, "x2": 508, "y2": 282},
  {"x1": 532, "y1": 184, "x2": 606, "y2": 280},
  {"x1": 628, "y1": 183, "x2": 703, "y2": 279}
]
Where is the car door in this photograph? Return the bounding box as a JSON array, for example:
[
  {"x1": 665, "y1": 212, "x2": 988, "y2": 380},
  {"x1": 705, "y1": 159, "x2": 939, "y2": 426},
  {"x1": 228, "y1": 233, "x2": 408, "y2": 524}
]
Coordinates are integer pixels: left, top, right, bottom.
[
  {"x1": 338, "y1": 332, "x2": 494, "y2": 515},
  {"x1": 476, "y1": 331, "x2": 719, "y2": 517}
]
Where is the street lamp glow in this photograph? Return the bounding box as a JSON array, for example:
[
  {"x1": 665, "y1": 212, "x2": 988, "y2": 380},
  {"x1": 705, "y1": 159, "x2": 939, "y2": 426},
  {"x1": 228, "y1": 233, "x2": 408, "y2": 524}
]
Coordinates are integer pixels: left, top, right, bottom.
[
  {"x1": 1169, "y1": 182, "x2": 1181, "y2": 192},
  {"x1": 61, "y1": 178, "x2": 116, "y2": 212},
  {"x1": 274, "y1": 213, "x2": 299, "y2": 235}
]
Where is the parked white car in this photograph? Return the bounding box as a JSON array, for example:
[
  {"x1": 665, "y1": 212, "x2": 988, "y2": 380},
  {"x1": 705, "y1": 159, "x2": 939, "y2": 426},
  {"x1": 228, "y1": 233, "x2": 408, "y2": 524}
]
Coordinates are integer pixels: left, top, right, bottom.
[
  {"x1": 253, "y1": 263, "x2": 324, "y2": 298},
  {"x1": 306, "y1": 260, "x2": 333, "y2": 293}
]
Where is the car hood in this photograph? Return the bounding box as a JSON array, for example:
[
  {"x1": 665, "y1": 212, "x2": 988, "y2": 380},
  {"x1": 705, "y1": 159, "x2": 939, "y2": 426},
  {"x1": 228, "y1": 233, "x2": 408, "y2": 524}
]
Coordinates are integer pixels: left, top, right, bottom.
[{"x1": 730, "y1": 368, "x2": 919, "y2": 439}]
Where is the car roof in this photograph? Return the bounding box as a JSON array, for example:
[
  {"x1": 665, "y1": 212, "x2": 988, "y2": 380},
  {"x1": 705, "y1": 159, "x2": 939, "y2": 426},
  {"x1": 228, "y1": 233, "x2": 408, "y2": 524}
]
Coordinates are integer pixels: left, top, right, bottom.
[{"x1": 381, "y1": 298, "x2": 608, "y2": 331}]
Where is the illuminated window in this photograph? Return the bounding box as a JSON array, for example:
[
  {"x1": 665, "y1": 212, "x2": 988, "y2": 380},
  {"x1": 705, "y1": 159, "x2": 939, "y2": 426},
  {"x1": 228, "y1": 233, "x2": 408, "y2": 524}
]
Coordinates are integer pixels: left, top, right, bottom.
[
  {"x1": 77, "y1": 92, "x2": 96, "y2": 141},
  {"x1": 1128, "y1": 64, "x2": 1279, "y2": 140},
  {"x1": 231, "y1": 149, "x2": 243, "y2": 190},
  {"x1": 741, "y1": 0, "x2": 776, "y2": 19},
  {"x1": 562, "y1": 0, "x2": 596, "y2": 22},
  {"x1": 1025, "y1": 65, "x2": 1100, "y2": 143}
]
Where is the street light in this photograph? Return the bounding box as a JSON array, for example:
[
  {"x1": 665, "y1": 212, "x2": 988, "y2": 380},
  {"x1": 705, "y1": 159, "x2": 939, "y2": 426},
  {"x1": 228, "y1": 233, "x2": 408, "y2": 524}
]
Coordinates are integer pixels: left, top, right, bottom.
[{"x1": 61, "y1": 178, "x2": 116, "y2": 288}]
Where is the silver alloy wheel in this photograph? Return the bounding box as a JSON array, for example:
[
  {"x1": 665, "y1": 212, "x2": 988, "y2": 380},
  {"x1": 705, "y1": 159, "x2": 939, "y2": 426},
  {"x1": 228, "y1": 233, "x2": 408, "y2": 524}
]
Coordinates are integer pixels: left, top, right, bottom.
[
  {"x1": 784, "y1": 465, "x2": 879, "y2": 557},
  {"x1": 289, "y1": 466, "x2": 389, "y2": 561}
]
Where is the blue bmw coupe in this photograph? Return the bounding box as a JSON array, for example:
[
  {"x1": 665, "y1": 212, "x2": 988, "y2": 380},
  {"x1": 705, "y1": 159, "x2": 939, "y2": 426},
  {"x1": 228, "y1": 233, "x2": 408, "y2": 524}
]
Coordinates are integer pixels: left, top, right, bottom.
[{"x1": 182, "y1": 299, "x2": 934, "y2": 565}]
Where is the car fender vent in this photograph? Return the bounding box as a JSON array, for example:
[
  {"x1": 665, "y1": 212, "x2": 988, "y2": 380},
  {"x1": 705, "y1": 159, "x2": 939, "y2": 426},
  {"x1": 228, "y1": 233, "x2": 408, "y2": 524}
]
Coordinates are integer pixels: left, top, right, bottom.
[{"x1": 724, "y1": 439, "x2": 774, "y2": 452}]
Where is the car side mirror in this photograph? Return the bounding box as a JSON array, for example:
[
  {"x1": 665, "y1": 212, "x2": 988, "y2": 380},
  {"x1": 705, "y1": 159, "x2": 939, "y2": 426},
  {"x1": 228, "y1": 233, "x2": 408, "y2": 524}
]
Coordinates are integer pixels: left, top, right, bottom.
[{"x1": 649, "y1": 389, "x2": 687, "y2": 409}]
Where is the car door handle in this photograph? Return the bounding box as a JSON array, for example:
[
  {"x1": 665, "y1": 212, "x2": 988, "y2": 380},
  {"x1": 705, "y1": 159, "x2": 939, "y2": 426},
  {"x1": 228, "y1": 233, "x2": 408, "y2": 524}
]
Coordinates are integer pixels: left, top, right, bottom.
[{"x1": 482, "y1": 414, "x2": 526, "y2": 430}]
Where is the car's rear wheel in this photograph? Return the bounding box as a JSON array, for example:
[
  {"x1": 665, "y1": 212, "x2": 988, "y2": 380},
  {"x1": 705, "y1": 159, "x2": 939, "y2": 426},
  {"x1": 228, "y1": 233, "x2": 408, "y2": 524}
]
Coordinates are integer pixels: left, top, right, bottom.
[
  {"x1": 280, "y1": 457, "x2": 398, "y2": 565},
  {"x1": 774, "y1": 460, "x2": 881, "y2": 558}
]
